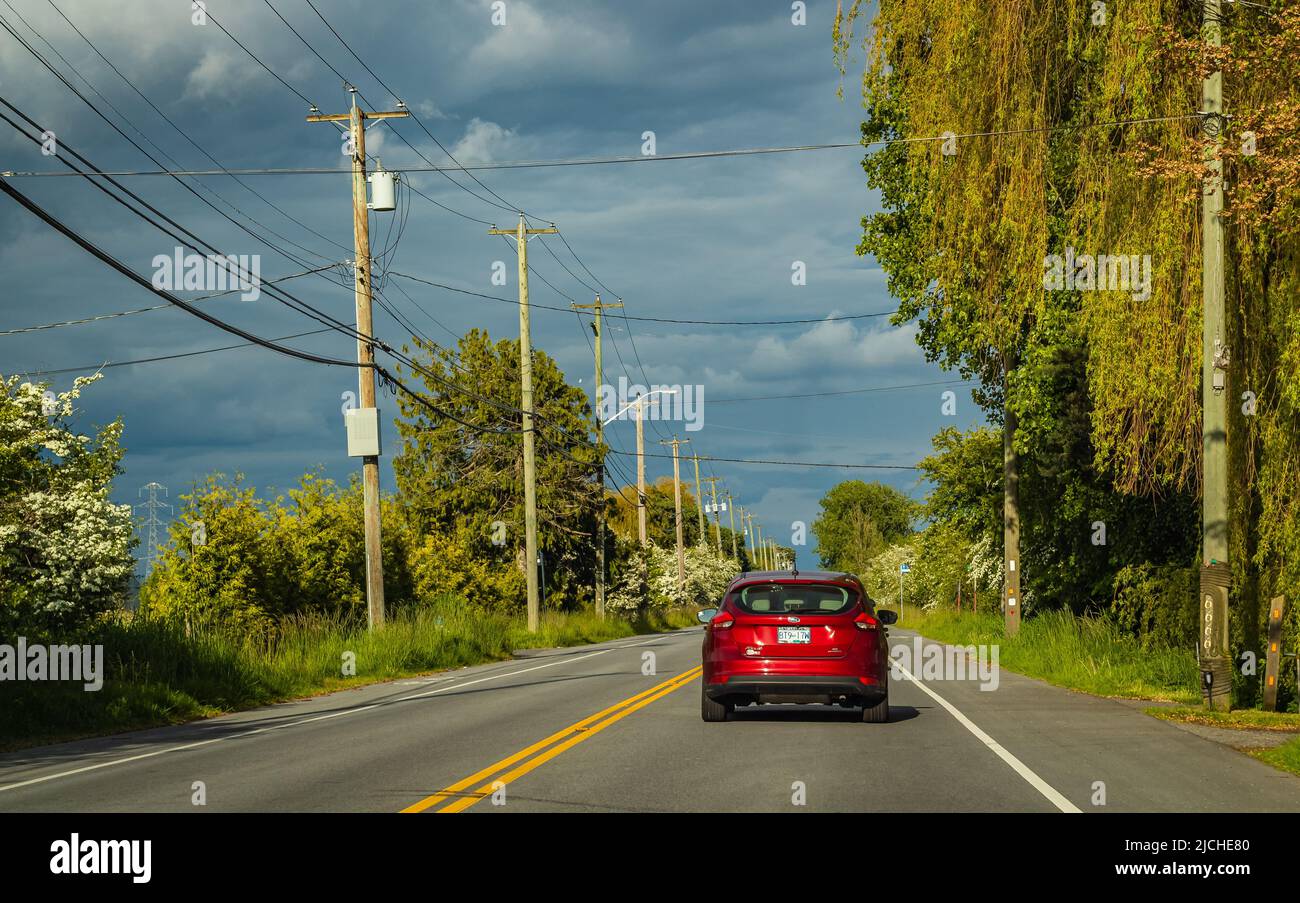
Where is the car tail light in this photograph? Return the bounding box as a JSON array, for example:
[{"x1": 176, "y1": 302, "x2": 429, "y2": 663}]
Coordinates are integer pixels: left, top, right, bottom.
[
  {"x1": 854, "y1": 612, "x2": 880, "y2": 631},
  {"x1": 711, "y1": 613, "x2": 734, "y2": 630}
]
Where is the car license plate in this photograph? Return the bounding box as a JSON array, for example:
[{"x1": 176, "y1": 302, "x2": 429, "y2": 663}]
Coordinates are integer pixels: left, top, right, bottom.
[{"x1": 777, "y1": 626, "x2": 811, "y2": 644}]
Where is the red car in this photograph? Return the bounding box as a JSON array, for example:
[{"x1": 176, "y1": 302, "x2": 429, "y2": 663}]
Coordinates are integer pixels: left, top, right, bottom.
[{"x1": 697, "y1": 570, "x2": 896, "y2": 723}]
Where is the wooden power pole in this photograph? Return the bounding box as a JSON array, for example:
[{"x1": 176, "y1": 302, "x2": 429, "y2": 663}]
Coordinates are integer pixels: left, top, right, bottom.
[
  {"x1": 635, "y1": 396, "x2": 648, "y2": 547},
  {"x1": 703, "y1": 476, "x2": 723, "y2": 553},
  {"x1": 725, "y1": 491, "x2": 738, "y2": 560},
  {"x1": 307, "y1": 92, "x2": 408, "y2": 631},
  {"x1": 660, "y1": 437, "x2": 689, "y2": 597},
  {"x1": 692, "y1": 454, "x2": 706, "y2": 544},
  {"x1": 572, "y1": 295, "x2": 622, "y2": 618},
  {"x1": 1003, "y1": 391, "x2": 1022, "y2": 638},
  {"x1": 743, "y1": 510, "x2": 753, "y2": 569},
  {"x1": 1200, "y1": 0, "x2": 1231, "y2": 710},
  {"x1": 490, "y1": 213, "x2": 558, "y2": 633}
]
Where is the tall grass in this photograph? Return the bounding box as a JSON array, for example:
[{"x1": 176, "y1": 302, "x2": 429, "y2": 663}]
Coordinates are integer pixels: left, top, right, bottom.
[
  {"x1": 0, "y1": 600, "x2": 698, "y2": 751},
  {"x1": 900, "y1": 608, "x2": 1199, "y2": 703}
]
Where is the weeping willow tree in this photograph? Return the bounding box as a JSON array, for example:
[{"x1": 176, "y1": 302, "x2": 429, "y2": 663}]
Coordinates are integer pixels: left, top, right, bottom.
[{"x1": 836, "y1": 0, "x2": 1300, "y2": 662}]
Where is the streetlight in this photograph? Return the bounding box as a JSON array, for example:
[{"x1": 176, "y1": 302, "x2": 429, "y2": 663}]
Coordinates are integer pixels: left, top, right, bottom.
[
  {"x1": 603, "y1": 389, "x2": 677, "y2": 548},
  {"x1": 601, "y1": 388, "x2": 678, "y2": 426}
]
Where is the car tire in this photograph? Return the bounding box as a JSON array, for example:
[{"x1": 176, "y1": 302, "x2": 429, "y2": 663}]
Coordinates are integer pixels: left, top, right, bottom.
[
  {"x1": 861, "y1": 693, "x2": 889, "y2": 723},
  {"x1": 701, "y1": 684, "x2": 731, "y2": 722}
]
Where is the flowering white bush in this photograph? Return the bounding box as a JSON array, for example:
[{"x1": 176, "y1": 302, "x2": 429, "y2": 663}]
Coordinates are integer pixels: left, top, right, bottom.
[
  {"x1": 607, "y1": 539, "x2": 740, "y2": 612},
  {"x1": 862, "y1": 542, "x2": 918, "y2": 608},
  {"x1": 605, "y1": 543, "x2": 651, "y2": 613},
  {"x1": 0, "y1": 374, "x2": 134, "y2": 632},
  {"x1": 683, "y1": 542, "x2": 738, "y2": 606},
  {"x1": 967, "y1": 532, "x2": 1003, "y2": 597}
]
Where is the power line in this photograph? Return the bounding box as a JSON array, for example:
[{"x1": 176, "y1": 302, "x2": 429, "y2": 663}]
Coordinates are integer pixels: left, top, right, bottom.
[
  {"x1": 0, "y1": 125, "x2": 547, "y2": 450},
  {"x1": 261, "y1": 0, "x2": 356, "y2": 92},
  {"x1": 0, "y1": 98, "x2": 377, "y2": 351},
  {"x1": 611, "y1": 449, "x2": 921, "y2": 471},
  {"x1": 0, "y1": 265, "x2": 340, "y2": 337},
  {"x1": 538, "y1": 229, "x2": 671, "y2": 444},
  {"x1": 0, "y1": 116, "x2": 1210, "y2": 179},
  {"x1": 201, "y1": 4, "x2": 316, "y2": 109},
  {"x1": 18, "y1": 326, "x2": 341, "y2": 378},
  {"x1": 0, "y1": 21, "x2": 357, "y2": 298},
  {"x1": 264, "y1": 0, "x2": 520, "y2": 215},
  {"x1": 298, "y1": 0, "x2": 531, "y2": 215},
  {"x1": 302, "y1": 0, "x2": 402, "y2": 101},
  {"x1": 710, "y1": 378, "x2": 974, "y2": 403},
  {"x1": 0, "y1": 177, "x2": 361, "y2": 369},
  {"x1": 1, "y1": 106, "x2": 920, "y2": 480},
  {"x1": 201, "y1": 0, "x2": 517, "y2": 220},
  {"x1": 405, "y1": 181, "x2": 495, "y2": 226},
  {"x1": 386, "y1": 271, "x2": 894, "y2": 326},
  {"x1": 0, "y1": 8, "x2": 340, "y2": 270},
  {"x1": 38, "y1": 0, "x2": 352, "y2": 258}
]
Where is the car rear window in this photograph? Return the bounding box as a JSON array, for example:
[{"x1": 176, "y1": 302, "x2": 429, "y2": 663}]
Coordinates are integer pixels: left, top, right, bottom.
[{"x1": 731, "y1": 583, "x2": 858, "y2": 615}]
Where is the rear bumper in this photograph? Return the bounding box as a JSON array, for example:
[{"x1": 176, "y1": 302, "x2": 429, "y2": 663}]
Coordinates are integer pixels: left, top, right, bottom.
[{"x1": 706, "y1": 674, "x2": 886, "y2": 705}]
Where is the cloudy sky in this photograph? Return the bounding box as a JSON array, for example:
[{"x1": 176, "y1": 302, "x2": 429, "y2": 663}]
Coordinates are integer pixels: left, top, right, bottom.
[{"x1": 0, "y1": 0, "x2": 982, "y2": 572}]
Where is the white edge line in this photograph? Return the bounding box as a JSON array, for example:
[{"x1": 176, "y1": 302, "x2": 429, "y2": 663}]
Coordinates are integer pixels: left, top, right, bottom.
[
  {"x1": 0, "y1": 634, "x2": 681, "y2": 795},
  {"x1": 891, "y1": 655, "x2": 1082, "y2": 813}
]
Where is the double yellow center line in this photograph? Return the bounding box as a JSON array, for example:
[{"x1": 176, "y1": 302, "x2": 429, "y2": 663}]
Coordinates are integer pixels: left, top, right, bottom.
[{"x1": 401, "y1": 665, "x2": 703, "y2": 813}]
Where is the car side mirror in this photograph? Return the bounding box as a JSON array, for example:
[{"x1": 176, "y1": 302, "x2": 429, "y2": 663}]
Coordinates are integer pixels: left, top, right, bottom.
[
  {"x1": 697, "y1": 608, "x2": 718, "y2": 624},
  {"x1": 877, "y1": 609, "x2": 898, "y2": 625}
]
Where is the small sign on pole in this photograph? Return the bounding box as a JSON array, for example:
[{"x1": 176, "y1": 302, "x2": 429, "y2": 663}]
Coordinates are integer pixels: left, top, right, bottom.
[
  {"x1": 1264, "y1": 595, "x2": 1286, "y2": 711},
  {"x1": 1199, "y1": 563, "x2": 1232, "y2": 712},
  {"x1": 898, "y1": 562, "x2": 909, "y2": 619}
]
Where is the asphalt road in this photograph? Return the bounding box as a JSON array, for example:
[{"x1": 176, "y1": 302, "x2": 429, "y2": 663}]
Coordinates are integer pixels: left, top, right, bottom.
[{"x1": 1, "y1": 627, "x2": 1297, "y2": 813}]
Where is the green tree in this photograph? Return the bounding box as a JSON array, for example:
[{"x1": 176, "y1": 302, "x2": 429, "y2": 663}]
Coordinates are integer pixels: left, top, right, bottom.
[
  {"x1": 393, "y1": 329, "x2": 600, "y2": 611},
  {"x1": 812, "y1": 480, "x2": 918, "y2": 574},
  {"x1": 608, "y1": 477, "x2": 706, "y2": 549},
  {"x1": 833, "y1": 0, "x2": 1225, "y2": 623},
  {"x1": 140, "y1": 474, "x2": 281, "y2": 637},
  {"x1": 141, "y1": 472, "x2": 415, "y2": 635}
]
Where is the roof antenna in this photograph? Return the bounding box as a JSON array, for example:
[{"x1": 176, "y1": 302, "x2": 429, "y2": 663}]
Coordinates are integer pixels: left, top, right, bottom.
[{"x1": 791, "y1": 552, "x2": 798, "y2": 578}]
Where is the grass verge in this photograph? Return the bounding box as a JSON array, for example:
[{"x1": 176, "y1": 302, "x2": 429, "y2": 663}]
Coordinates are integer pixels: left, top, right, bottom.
[
  {"x1": 1145, "y1": 706, "x2": 1300, "y2": 732},
  {"x1": 0, "y1": 600, "x2": 698, "y2": 752},
  {"x1": 1250, "y1": 738, "x2": 1300, "y2": 777},
  {"x1": 896, "y1": 607, "x2": 1199, "y2": 703}
]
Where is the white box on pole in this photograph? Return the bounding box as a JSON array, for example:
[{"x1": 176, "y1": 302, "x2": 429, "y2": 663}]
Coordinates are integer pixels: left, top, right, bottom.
[{"x1": 345, "y1": 407, "x2": 381, "y2": 457}]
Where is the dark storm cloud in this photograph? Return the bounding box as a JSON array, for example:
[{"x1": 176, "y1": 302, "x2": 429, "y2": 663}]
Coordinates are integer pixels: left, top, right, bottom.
[{"x1": 0, "y1": 0, "x2": 981, "y2": 568}]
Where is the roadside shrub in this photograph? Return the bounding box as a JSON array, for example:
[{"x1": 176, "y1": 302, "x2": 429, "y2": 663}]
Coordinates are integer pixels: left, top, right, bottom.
[
  {"x1": 1110, "y1": 561, "x2": 1198, "y2": 650},
  {"x1": 0, "y1": 375, "x2": 134, "y2": 637}
]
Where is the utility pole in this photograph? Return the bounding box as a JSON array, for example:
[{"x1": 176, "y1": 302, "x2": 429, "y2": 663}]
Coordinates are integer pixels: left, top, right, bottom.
[
  {"x1": 134, "y1": 482, "x2": 171, "y2": 572},
  {"x1": 703, "y1": 476, "x2": 723, "y2": 553},
  {"x1": 755, "y1": 523, "x2": 764, "y2": 569},
  {"x1": 489, "y1": 214, "x2": 558, "y2": 632},
  {"x1": 308, "y1": 92, "x2": 408, "y2": 630},
  {"x1": 1003, "y1": 364, "x2": 1022, "y2": 639},
  {"x1": 635, "y1": 395, "x2": 648, "y2": 547},
  {"x1": 737, "y1": 505, "x2": 747, "y2": 563},
  {"x1": 573, "y1": 295, "x2": 622, "y2": 618},
  {"x1": 743, "y1": 510, "x2": 753, "y2": 569},
  {"x1": 725, "y1": 491, "x2": 738, "y2": 560},
  {"x1": 660, "y1": 437, "x2": 689, "y2": 597},
  {"x1": 1200, "y1": 0, "x2": 1231, "y2": 711},
  {"x1": 691, "y1": 454, "x2": 706, "y2": 544}
]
